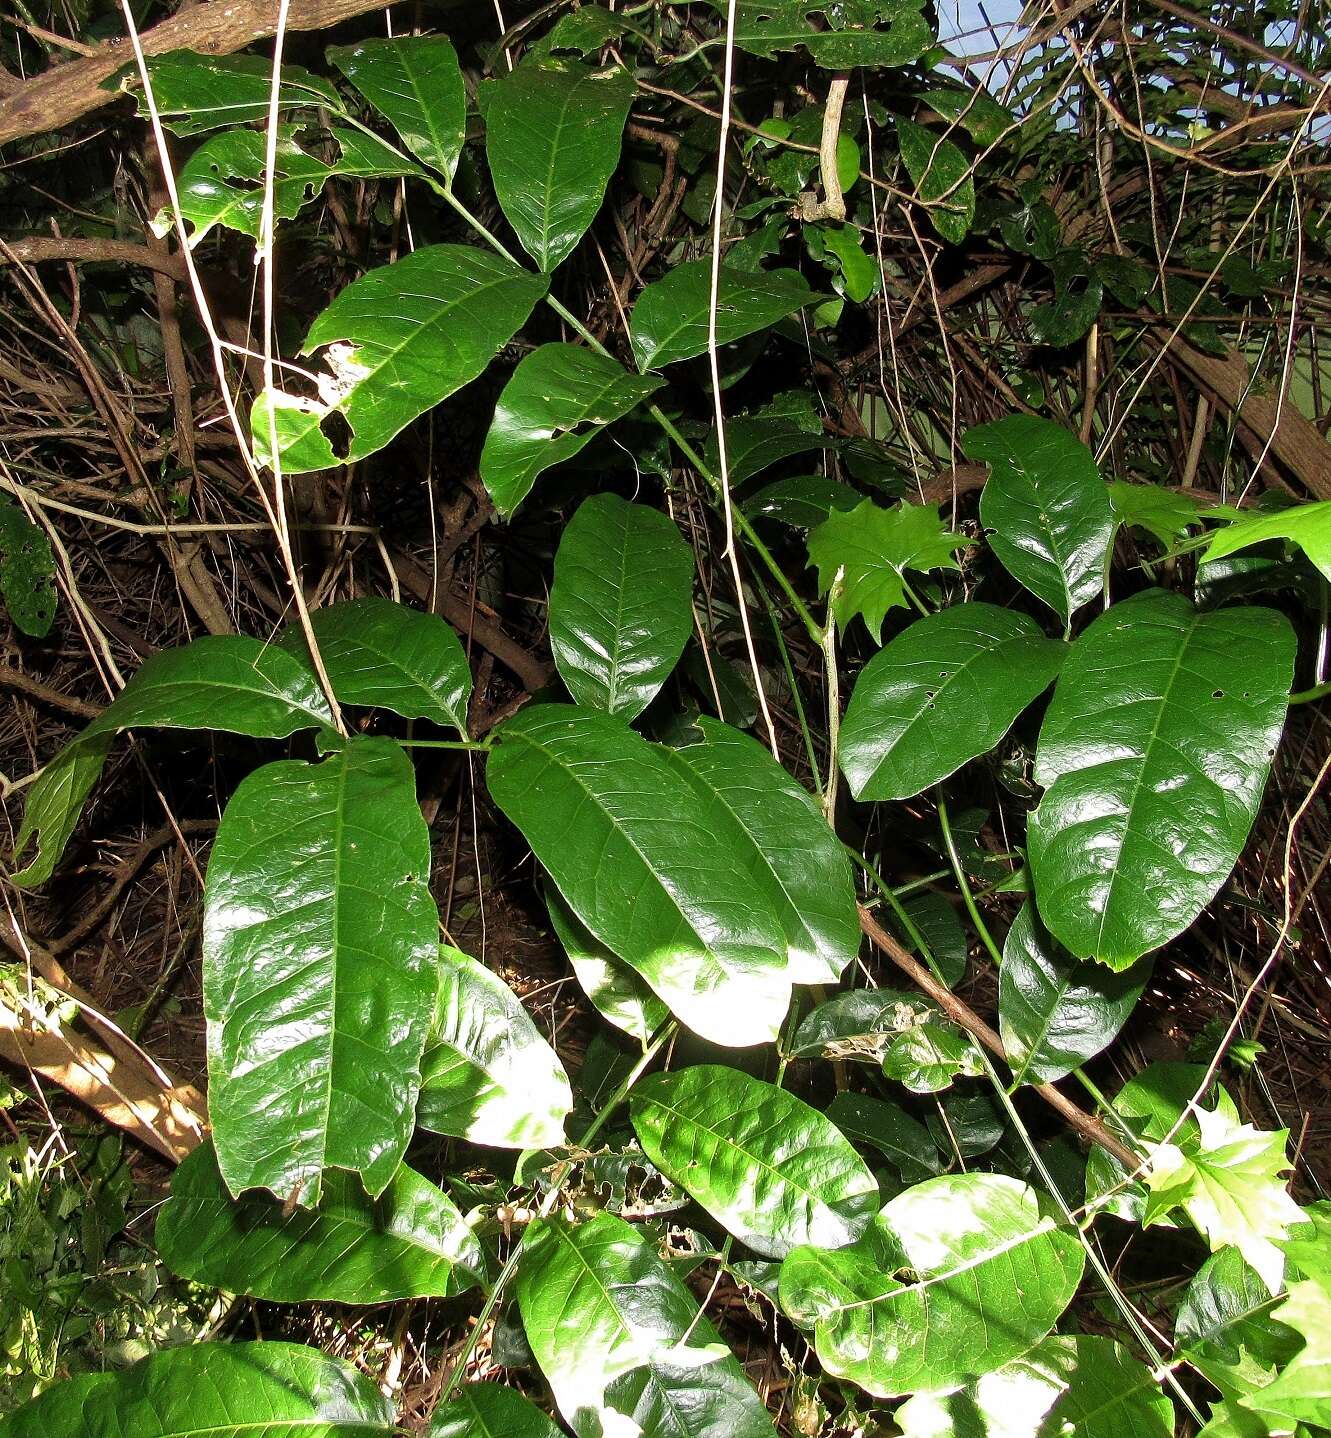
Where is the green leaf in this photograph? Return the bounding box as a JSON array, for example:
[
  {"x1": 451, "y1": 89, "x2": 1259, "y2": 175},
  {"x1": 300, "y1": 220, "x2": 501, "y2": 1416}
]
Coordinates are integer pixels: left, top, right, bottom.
[
  {"x1": 704, "y1": 390, "x2": 828, "y2": 485},
  {"x1": 900, "y1": 892, "x2": 968, "y2": 987},
  {"x1": 1203, "y1": 500, "x2": 1331, "y2": 584},
  {"x1": 156, "y1": 1140, "x2": 483, "y2": 1302},
  {"x1": 549, "y1": 494, "x2": 695, "y2": 720},
  {"x1": 966, "y1": 415, "x2": 1115, "y2": 625},
  {"x1": 812, "y1": 221, "x2": 879, "y2": 302},
  {"x1": 663, "y1": 717, "x2": 859, "y2": 985},
  {"x1": 1029, "y1": 590, "x2": 1295, "y2": 966},
  {"x1": 840, "y1": 602, "x2": 1065, "y2": 800},
  {"x1": 882, "y1": 1011, "x2": 983, "y2": 1093},
  {"x1": 253, "y1": 245, "x2": 549, "y2": 473},
  {"x1": 283, "y1": 597, "x2": 471, "y2": 732},
  {"x1": 166, "y1": 124, "x2": 418, "y2": 243},
  {"x1": 122, "y1": 50, "x2": 339, "y2": 135},
  {"x1": 826, "y1": 1091, "x2": 943, "y2": 1184},
  {"x1": 486, "y1": 704, "x2": 791, "y2": 1046},
  {"x1": 743, "y1": 475, "x2": 860, "y2": 528},
  {"x1": 1109, "y1": 481, "x2": 1205, "y2": 549},
  {"x1": 923, "y1": 85, "x2": 1014, "y2": 146},
  {"x1": 426, "y1": 1383, "x2": 562, "y2": 1438},
  {"x1": 1144, "y1": 1088, "x2": 1304, "y2": 1292},
  {"x1": 416, "y1": 945, "x2": 572, "y2": 1149},
  {"x1": 203, "y1": 737, "x2": 438, "y2": 1203},
  {"x1": 11, "y1": 635, "x2": 332, "y2": 888},
  {"x1": 715, "y1": 0, "x2": 933, "y2": 67},
  {"x1": 789, "y1": 988, "x2": 922, "y2": 1062},
  {"x1": 897, "y1": 117, "x2": 975, "y2": 245},
  {"x1": 1178, "y1": 1248, "x2": 1300, "y2": 1399},
  {"x1": 485, "y1": 59, "x2": 635, "y2": 272},
  {"x1": 1030, "y1": 251, "x2": 1104, "y2": 347},
  {"x1": 630, "y1": 261, "x2": 818, "y2": 371},
  {"x1": 780, "y1": 1173, "x2": 1085, "y2": 1396},
  {"x1": 547, "y1": 884, "x2": 669, "y2": 1043},
  {"x1": 631, "y1": 1065, "x2": 879, "y2": 1258},
  {"x1": 480, "y1": 344, "x2": 664, "y2": 516},
  {"x1": 999, "y1": 902, "x2": 1150, "y2": 1085},
  {"x1": 895, "y1": 1334, "x2": 1173, "y2": 1438},
  {"x1": 0, "y1": 495, "x2": 56, "y2": 636},
  {"x1": 807, "y1": 499, "x2": 965, "y2": 641},
  {"x1": 516, "y1": 1211, "x2": 777, "y2": 1438},
  {"x1": 1242, "y1": 1280, "x2": 1331, "y2": 1430},
  {"x1": 546, "y1": 6, "x2": 635, "y2": 55},
  {"x1": 329, "y1": 36, "x2": 466, "y2": 181},
  {"x1": 0, "y1": 1341, "x2": 397, "y2": 1438}
]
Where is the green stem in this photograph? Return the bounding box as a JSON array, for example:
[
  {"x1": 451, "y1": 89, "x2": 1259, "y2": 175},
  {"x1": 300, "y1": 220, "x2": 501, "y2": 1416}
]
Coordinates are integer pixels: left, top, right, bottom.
[
  {"x1": 936, "y1": 799, "x2": 1005, "y2": 969},
  {"x1": 1290, "y1": 677, "x2": 1331, "y2": 704},
  {"x1": 397, "y1": 738, "x2": 493, "y2": 751}
]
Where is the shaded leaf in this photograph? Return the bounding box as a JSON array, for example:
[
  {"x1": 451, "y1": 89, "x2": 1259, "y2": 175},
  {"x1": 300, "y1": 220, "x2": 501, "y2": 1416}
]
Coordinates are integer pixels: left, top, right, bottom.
[
  {"x1": 1030, "y1": 251, "x2": 1103, "y2": 347},
  {"x1": 0, "y1": 495, "x2": 55, "y2": 636},
  {"x1": 426, "y1": 1383, "x2": 562, "y2": 1437},
  {"x1": 704, "y1": 390, "x2": 827, "y2": 485},
  {"x1": 789, "y1": 989, "x2": 922, "y2": 1062},
  {"x1": 897, "y1": 117, "x2": 975, "y2": 245},
  {"x1": 742, "y1": 474, "x2": 860, "y2": 528},
  {"x1": 924, "y1": 85, "x2": 1014, "y2": 146},
  {"x1": 1109, "y1": 481, "x2": 1205, "y2": 549},
  {"x1": 714, "y1": 0, "x2": 933, "y2": 67},
  {"x1": 882, "y1": 1012, "x2": 983, "y2": 1093},
  {"x1": 1203, "y1": 500, "x2": 1331, "y2": 584},
  {"x1": 826, "y1": 1091, "x2": 943, "y2": 1184},
  {"x1": 123, "y1": 50, "x2": 338, "y2": 135}
]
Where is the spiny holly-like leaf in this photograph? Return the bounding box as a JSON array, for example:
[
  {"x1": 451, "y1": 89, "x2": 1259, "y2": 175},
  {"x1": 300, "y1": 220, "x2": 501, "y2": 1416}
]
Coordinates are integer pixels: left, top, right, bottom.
[
  {"x1": 1242, "y1": 1280, "x2": 1331, "y2": 1431},
  {"x1": 416, "y1": 945, "x2": 573, "y2": 1149},
  {"x1": 0, "y1": 495, "x2": 56, "y2": 636},
  {"x1": 807, "y1": 499, "x2": 965, "y2": 640},
  {"x1": 897, "y1": 116, "x2": 975, "y2": 245},
  {"x1": 480, "y1": 344, "x2": 664, "y2": 517},
  {"x1": 780, "y1": 1174, "x2": 1085, "y2": 1396},
  {"x1": 630, "y1": 261, "x2": 818, "y2": 371},
  {"x1": 1203, "y1": 500, "x2": 1331, "y2": 584},
  {"x1": 204, "y1": 737, "x2": 438, "y2": 1203},
  {"x1": 631, "y1": 1065, "x2": 880, "y2": 1257},
  {"x1": 485, "y1": 59, "x2": 635, "y2": 272},
  {"x1": 329, "y1": 36, "x2": 466, "y2": 181},
  {"x1": 1110, "y1": 481, "x2": 1205, "y2": 549},
  {"x1": 252, "y1": 245, "x2": 548, "y2": 473},
  {"x1": 120, "y1": 50, "x2": 339, "y2": 135},
  {"x1": 156, "y1": 1140, "x2": 483, "y2": 1303},
  {"x1": 710, "y1": 0, "x2": 933, "y2": 67},
  {"x1": 1144, "y1": 1088, "x2": 1304, "y2": 1292},
  {"x1": 11, "y1": 636, "x2": 333, "y2": 889},
  {"x1": 426, "y1": 1383, "x2": 563, "y2": 1437},
  {"x1": 1029, "y1": 590, "x2": 1295, "y2": 966}
]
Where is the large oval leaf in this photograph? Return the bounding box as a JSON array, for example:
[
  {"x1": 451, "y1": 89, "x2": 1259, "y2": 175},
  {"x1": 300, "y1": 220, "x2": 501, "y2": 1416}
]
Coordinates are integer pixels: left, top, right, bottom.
[
  {"x1": 416, "y1": 945, "x2": 572, "y2": 1149},
  {"x1": 999, "y1": 902, "x2": 1150, "y2": 1085},
  {"x1": 826, "y1": 1091, "x2": 943, "y2": 1185},
  {"x1": 549, "y1": 494, "x2": 695, "y2": 720},
  {"x1": 516, "y1": 1211, "x2": 777, "y2": 1438},
  {"x1": 329, "y1": 36, "x2": 466, "y2": 181},
  {"x1": 253, "y1": 245, "x2": 549, "y2": 474},
  {"x1": 284, "y1": 596, "x2": 471, "y2": 732},
  {"x1": 839, "y1": 602, "x2": 1066, "y2": 801},
  {"x1": 663, "y1": 717, "x2": 859, "y2": 984},
  {"x1": 129, "y1": 51, "x2": 340, "y2": 135},
  {"x1": 630, "y1": 261, "x2": 817, "y2": 372},
  {"x1": 156, "y1": 1140, "x2": 482, "y2": 1303},
  {"x1": 0, "y1": 1341, "x2": 397, "y2": 1438},
  {"x1": 897, "y1": 117, "x2": 975, "y2": 245},
  {"x1": 203, "y1": 736, "x2": 438, "y2": 1203},
  {"x1": 11, "y1": 635, "x2": 332, "y2": 888},
  {"x1": 780, "y1": 1173, "x2": 1085, "y2": 1396},
  {"x1": 1028, "y1": 590, "x2": 1295, "y2": 966},
  {"x1": 966, "y1": 415, "x2": 1115, "y2": 625},
  {"x1": 486, "y1": 705, "x2": 791, "y2": 1046},
  {"x1": 427, "y1": 1383, "x2": 562, "y2": 1437},
  {"x1": 480, "y1": 344, "x2": 664, "y2": 517},
  {"x1": 631, "y1": 1065, "x2": 878, "y2": 1257},
  {"x1": 719, "y1": 0, "x2": 933, "y2": 67},
  {"x1": 485, "y1": 59, "x2": 635, "y2": 272}
]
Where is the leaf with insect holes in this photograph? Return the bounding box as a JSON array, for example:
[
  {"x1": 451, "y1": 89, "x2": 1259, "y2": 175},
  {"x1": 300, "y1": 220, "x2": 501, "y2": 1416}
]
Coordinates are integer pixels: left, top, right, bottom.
[
  {"x1": 120, "y1": 51, "x2": 339, "y2": 135},
  {"x1": 711, "y1": 0, "x2": 933, "y2": 67},
  {"x1": 0, "y1": 496, "x2": 56, "y2": 637}
]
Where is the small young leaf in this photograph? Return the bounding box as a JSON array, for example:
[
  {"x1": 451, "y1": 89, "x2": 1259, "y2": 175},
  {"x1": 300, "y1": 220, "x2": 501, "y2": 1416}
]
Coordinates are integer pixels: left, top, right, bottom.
[
  {"x1": 881, "y1": 1011, "x2": 983, "y2": 1092},
  {"x1": 549, "y1": 494, "x2": 694, "y2": 720},
  {"x1": 839, "y1": 602, "x2": 1065, "y2": 800},
  {"x1": 631, "y1": 1065, "x2": 880, "y2": 1257},
  {"x1": 1203, "y1": 500, "x2": 1331, "y2": 584},
  {"x1": 485, "y1": 59, "x2": 635, "y2": 272},
  {"x1": 417, "y1": 946, "x2": 572, "y2": 1149},
  {"x1": 0, "y1": 496, "x2": 56, "y2": 636},
  {"x1": 966, "y1": 415, "x2": 1114, "y2": 625},
  {"x1": 426, "y1": 1383, "x2": 562, "y2": 1438},
  {"x1": 897, "y1": 116, "x2": 975, "y2": 245}
]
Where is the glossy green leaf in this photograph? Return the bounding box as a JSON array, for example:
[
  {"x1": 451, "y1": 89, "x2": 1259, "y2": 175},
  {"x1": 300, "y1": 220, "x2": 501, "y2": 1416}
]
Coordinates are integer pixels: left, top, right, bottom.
[
  {"x1": 839, "y1": 602, "x2": 1066, "y2": 800},
  {"x1": 546, "y1": 6, "x2": 635, "y2": 55},
  {"x1": 487, "y1": 704, "x2": 791, "y2": 1046},
  {"x1": 703, "y1": 390, "x2": 826, "y2": 485},
  {"x1": 0, "y1": 496, "x2": 55, "y2": 637},
  {"x1": 0, "y1": 1341, "x2": 397, "y2": 1438},
  {"x1": 895, "y1": 1335, "x2": 1173, "y2": 1438},
  {"x1": 900, "y1": 892, "x2": 968, "y2": 987},
  {"x1": 1030, "y1": 251, "x2": 1104, "y2": 347},
  {"x1": 516, "y1": 1211, "x2": 777, "y2": 1438},
  {"x1": 663, "y1": 717, "x2": 859, "y2": 985},
  {"x1": 780, "y1": 1173, "x2": 1085, "y2": 1396},
  {"x1": 742, "y1": 475, "x2": 860, "y2": 528},
  {"x1": 1109, "y1": 481, "x2": 1205, "y2": 548},
  {"x1": 999, "y1": 901, "x2": 1150, "y2": 1085},
  {"x1": 812, "y1": 221, "x2": 878, "y2": 302},
  {"x1": 329, "y1": 36, "x2": 466, "y2": 181},
  {"x1": 882, "y1": 1011, "x2": 983, "y2": 1093},
  {"x1": 548, "y1": 494, "x2": 695, "y2": 719},
  {"x1": 1242, "y1": 1281, "x2": 1331, "y2": 1430},
  {"x1": 427, "y1": 1383, "x2": 562, "y2": 1438},
  {"x1": 485, "y1": 59, "x2": 635, "y2": 272},
  {"x1": 124, "y1": 51, "x2": 339, "y2": 135},
  {"x1": 156, "y1": 1140, "x2": 482, "y2": 1302},
  {"x1": 1203, "y1": 500, "x2": 1331, "y2": 584},
  {"x1": 826, "y1": 1091, "x2": 943, "y2": 1184},
  {"x1": 11, "y1": 635, "x2": 332, "y2": 888},
  {"x1": 966, "y1": 415, "x2": 1115, "y2": 625},
  {"x1": 714, "y1": 0, "x2": 933, "y2": 66},
  {"x1": 897, "y1": 117, "x2": 975, "y2": 245},
  {"x1": 547, "y1": 885, "x2": 669, "y2": 1043},
  {"x1": 631, "y1": 1065, "x2": 879, "y2": 1258},
  {"x1": 630, "y1": 261, "x2": 818, "y2": 371},
  {"x1": 253, "y1": 245, "x2": 548, "y2": 473},
  {"x1": 789, "y1": 989, "x2": 922, "y2": 1062},
  {"x1": 924, "y1": 85, "x2": 1014, "y2": 146},
  {"x1": 1029, "y1": 590, "x2": 1295, "y2": 965},
  {"x1": 203, "y1": 737, "x2": 438, "y2": 1203},
  {"x1": 283, "y1": 596, "x2": 471, "y2": 732},
  {"x1": 480, "y1": 344, "x2": 664, "y2": 516},
  {"x1": 417, "y1": 945, "x2": 572, "y2": 1149}
]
